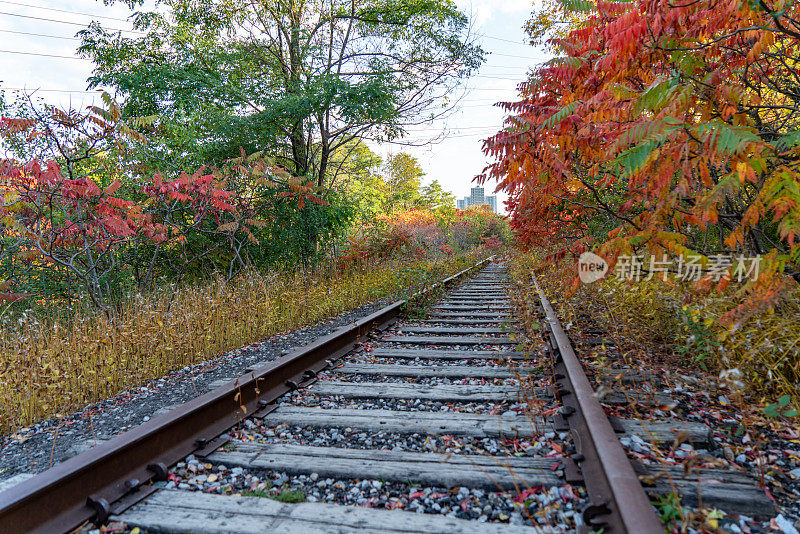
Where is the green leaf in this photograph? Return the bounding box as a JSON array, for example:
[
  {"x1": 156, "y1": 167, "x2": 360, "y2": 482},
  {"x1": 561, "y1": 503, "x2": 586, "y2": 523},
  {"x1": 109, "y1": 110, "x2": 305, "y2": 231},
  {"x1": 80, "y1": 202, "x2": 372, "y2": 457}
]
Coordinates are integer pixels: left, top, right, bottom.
[
  {"x1": 696, "y1": 121, "x2": 760, "y2": 155},
  {"x1": 779, "y1": 395, "x2": 791, "y2": 407},
  {"x1": 633, "y1": 77, "x2": 679, "y2": 114},
  {"x1": 541, "y1": 101, "x2": 579, "y2": 130},
  {"x1": 772, "y1": 129, "x2": 800, "y2": 152},
  {"x1": 544, "y1": 56, "x2": 585, "y2": 69},
  {"x1": 608, "y1": 83, "x2": 637, "y2": 100},
  {"x1": 783, "y1": 409, "x2": 799, "y2": 418},
  {"x1": 558, "y1": 0, "x2": 595, "y2": 12},
  {"x1": 617, "y1": 140, "x2": 659, "y2": 176}
]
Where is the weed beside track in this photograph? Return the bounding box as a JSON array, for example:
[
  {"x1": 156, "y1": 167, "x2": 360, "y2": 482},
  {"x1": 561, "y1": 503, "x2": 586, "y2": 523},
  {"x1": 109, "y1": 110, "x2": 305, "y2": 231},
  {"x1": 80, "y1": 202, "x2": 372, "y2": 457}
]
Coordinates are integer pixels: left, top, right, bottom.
[{"x1": 0, "y1": 251, "x2": 488, "y2": 433}]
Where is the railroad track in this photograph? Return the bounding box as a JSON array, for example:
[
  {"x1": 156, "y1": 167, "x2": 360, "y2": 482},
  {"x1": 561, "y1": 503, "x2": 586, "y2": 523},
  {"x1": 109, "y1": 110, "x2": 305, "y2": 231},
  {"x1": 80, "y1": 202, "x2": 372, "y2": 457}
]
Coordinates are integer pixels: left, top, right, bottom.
[{"x1": 0, "y1": 259, "x2": 770, "y2": 533}]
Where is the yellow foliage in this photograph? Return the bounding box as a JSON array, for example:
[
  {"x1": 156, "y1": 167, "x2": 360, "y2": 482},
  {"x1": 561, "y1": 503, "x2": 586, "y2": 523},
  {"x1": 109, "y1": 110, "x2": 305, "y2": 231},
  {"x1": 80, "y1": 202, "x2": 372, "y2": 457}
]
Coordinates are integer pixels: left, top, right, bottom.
[{"x1": 508, "y1": 249, "x2": 800, "y2": 399}]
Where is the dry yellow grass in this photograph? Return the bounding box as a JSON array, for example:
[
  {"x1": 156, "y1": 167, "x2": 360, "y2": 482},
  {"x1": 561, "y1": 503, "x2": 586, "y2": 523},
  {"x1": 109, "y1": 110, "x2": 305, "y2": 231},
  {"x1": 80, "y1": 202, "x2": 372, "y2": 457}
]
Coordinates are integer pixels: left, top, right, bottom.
[
  {"x1": 0, "y1": 252, "x2": 485, "y2": 432},
  {"x1": 507, "y1": 250, "x2": 800, "y2": 401}
]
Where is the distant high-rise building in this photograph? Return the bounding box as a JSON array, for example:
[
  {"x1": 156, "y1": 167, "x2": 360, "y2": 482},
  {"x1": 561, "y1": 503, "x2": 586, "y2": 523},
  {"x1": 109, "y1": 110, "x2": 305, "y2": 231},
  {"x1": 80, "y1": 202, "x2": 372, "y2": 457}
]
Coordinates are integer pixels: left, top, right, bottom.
[
  {"x1": 470, "y1": 187, "x2": 485, "y2": 206},
  {"x1": 455, "y1": 187, "x2": 497, "y2": 213}
]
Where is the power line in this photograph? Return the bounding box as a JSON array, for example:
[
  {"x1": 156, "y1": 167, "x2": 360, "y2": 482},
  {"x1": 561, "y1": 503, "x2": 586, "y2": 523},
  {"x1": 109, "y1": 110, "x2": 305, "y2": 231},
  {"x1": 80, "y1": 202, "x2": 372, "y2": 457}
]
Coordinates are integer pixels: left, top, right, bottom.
[
  {"x1": 0, "y1": 29, "x2": 537, "y2": 63},
  {"x1": 461, "y1": 87, "x2": 522, "y2": 92},
  {"x1": 0, "y1": 83, "x2": 522, "y2": 99},
  {"x1": 0, "y1": 1, "x2": 538, "y2": 50},
  {"x1": 488, "y1": 51, "x2": 540, "y2": 60},
  {"x1": 374, "y1": 131, "x2": 497, "y2": 144},
  {"x1": 0, "y1": 2, "x2": 537, "y2": 50},
  {"x1": 403, "y1": 125, "x2": 501, "y2": 132},
  {"x1": 1, "y1": 87, "x2": 99, "y2": 93},
  {"x1": 0, "y1": 48, "x2": 89, "y2": 60},
  {"x1": 0, "y1": 10, "x2": 145, "y2": 34},
  {"x1": 480, "y1": 65, "x2": 533, "y2": 71},
  {"x1": 0, "y1": 41, "x2": 530, "y2": 80},
  {"x1": 0, "y1": 28, "x2": 77, "y2": 40},
  {"x1": 482, "y1": 34, "x2": 530, "y2": 45},
  {"x1": 0, "y1": 0, "x2": 133, "y2": 23},
  {"x1": 472, "y1": 75, "x2": 525, "y2": 81}
]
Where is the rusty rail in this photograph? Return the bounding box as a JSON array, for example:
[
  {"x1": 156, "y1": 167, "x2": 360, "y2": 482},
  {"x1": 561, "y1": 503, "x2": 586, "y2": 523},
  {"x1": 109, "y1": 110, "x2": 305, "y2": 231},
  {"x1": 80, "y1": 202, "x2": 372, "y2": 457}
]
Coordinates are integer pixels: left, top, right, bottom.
[
  {"x1": 533, "y1": 275, "x2": 663, "y2": 533},
  {"x1": 0, "y1": 257, "x2": 492, "y2": 534}
]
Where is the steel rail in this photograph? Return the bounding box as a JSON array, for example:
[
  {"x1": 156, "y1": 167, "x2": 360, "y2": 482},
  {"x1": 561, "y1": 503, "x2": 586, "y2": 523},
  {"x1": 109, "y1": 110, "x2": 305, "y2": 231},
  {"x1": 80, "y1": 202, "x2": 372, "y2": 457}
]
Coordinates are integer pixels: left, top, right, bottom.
[
  {"x1": 0, "y1": 257, "x2": 492, "y2": 534},
  {"x1": 532, "y1": 275, "x2": 663, "y2": 534}
]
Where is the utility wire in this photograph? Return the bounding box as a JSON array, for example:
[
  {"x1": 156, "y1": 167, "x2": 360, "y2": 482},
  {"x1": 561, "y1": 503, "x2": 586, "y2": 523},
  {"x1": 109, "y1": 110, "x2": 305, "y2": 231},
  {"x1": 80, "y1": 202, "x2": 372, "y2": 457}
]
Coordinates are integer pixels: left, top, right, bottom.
[
  {"x1": 0, "y1": 3, "x2": 537, "y2": 48},
  {"x1": 482, "y1": 34, "x2": 530, "y2": 45},
  {"x1": 374, "y1": 131, "x2": 497, "y2": 144},
  {"x1": 1, "y1": 86, "x2": 99, "y2": 93},
  {"x1": 0, "y1": 0, "x2": 133, "y2": 23},
  {"x1": 0, "y1": 28, "x2": 77, "y2": 40},
  {"x1": 488, "y1": 52, "x2": 540, "y2": 60},
  {"x1": 403, "y1": 125, "x2": 501, "y2": 131},
  {"x1": 0, "y1": 11, "x2": 145, "y2": 34},
  {"x1": 0, "y1": 48, "x2": 89, "y2": 60}
]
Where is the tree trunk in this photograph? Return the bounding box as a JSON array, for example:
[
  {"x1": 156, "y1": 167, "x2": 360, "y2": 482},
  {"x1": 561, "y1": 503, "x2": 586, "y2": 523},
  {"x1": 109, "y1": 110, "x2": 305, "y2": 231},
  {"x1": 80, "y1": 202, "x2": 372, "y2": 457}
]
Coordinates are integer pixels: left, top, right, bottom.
[
  {"x1": 318, "y1": 113, "x2": 329, "y2": 187},
  {"x1": 288, "y1": 1, "x2": 308, "y2": 177}
]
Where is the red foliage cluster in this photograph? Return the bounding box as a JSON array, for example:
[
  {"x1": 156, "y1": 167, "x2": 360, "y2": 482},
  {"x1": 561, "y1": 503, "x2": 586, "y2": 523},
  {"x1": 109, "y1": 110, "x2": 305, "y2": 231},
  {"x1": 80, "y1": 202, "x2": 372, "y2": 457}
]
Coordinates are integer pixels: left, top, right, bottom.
[
  {"x1": 337, "y1": 207, "x2": 508, "y2": 270},
  {"x1": 0, "y1": 97, "x2": 330, "y2": 306},
  {"x1": 482, "y1": 0, "x2": 800, "y2": 321},
  {"x1": 1, "y1": 159, "x2": 155, "y2": 247}
]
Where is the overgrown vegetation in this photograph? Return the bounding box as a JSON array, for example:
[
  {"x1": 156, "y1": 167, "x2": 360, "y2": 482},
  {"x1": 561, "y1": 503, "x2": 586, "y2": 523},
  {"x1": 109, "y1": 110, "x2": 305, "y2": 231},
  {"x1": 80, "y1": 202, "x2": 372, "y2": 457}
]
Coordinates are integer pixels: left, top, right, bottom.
[
  {"x1": 0, "y1": 89, "x2": 507, "y2": 433},
  {"x1": 483, "y1": 0, "x2": 800, "y2": 396},
  {"x1": 0, "y1": 0, "x2": 509, "y2": 433},
  {"x1": 0, "y1": 249, "x2": 492, "y2": 432},
  {"x1": 509, "y1": 249, "x2": 799, "y2": 402}
]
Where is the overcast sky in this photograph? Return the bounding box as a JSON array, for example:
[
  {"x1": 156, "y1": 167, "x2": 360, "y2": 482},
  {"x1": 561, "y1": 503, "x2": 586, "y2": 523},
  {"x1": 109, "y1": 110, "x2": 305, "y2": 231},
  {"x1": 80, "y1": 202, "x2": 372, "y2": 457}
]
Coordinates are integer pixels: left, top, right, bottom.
[{"x1": 0, "y1": 0, "x2": 550, "y2": 212}]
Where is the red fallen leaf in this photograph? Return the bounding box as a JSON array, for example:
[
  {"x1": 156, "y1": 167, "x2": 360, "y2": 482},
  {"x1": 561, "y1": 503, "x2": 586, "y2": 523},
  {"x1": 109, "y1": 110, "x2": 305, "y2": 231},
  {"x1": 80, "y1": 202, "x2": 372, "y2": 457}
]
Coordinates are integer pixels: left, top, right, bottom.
[
  {"x1": 550, "y1": 461, "x2": 562, "y2": 471},
  {"x1": 460, "y1": 499, "x2": 469, "y2": 511},
  {"x1": 513, "y1": 488, "x2": 536, "y2": 503},
  {"x1": 386, "y1": 500, "x2": 405, "y2": 510},
  {"x1": 409, "y1": 491, "x2": 426, "y2": 499}
]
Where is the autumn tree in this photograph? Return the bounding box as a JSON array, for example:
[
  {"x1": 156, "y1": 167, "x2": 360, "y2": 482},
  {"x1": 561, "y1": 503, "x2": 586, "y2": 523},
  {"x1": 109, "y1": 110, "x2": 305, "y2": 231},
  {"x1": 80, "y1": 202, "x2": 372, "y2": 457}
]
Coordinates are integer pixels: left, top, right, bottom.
[{"x1": 482, "y1": 0, "x2": 800, "y2": 324}]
